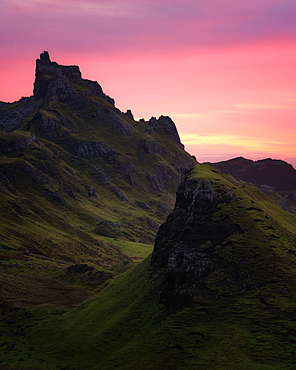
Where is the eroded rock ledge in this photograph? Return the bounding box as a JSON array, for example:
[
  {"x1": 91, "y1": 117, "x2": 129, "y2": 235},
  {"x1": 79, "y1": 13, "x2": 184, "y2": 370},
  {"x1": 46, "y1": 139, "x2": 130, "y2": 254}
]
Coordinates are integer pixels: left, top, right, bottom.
[{"x1": 150, "y1": 171, "x2": 243, "y2": 310}]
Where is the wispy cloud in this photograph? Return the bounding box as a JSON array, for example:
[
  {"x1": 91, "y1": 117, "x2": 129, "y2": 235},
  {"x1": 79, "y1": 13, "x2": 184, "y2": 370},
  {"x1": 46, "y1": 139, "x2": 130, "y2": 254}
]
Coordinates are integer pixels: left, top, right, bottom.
[
  {"x1": 180, "y1": 132, "x2": 286, "y2": 152},
  {"x1": 171, "y1": 110, "x2": 243, "y2": 119},
  {"x1": 171, "y1": 113, "x2": 205, "y2": 119},
  {"x1": 234, "y1": 103, "x2": 290, "y2": 111},
  {"x1": 8, "y1": 0, "x2": 139, "y2": 16},
  {"x1": 3, "y1": 0, "x2": 296, "y2": 53}
]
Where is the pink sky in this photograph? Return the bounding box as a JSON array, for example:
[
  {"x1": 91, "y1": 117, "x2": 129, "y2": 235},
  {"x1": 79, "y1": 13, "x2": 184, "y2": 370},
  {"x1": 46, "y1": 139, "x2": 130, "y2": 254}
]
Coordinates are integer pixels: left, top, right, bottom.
[{"x1": 1, "y1": 0, "x2": 296, "y2": 167}]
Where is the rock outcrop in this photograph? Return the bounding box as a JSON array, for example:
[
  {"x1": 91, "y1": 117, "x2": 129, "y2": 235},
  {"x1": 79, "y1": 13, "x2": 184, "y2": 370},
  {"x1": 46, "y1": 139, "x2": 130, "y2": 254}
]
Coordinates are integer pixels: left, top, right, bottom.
[
  {"x1": 150, "y1": 170, "x2": 242, "y2": 310},
  {"x1": 150, "y1": 163, "x2": 296, "y2": 311},
  {"x1": 0, "y1": 133, "x2": 39, "y2": 154},
  {"x1": 0, "y1": 98, "x2": 36, "y2": 132},
  {"x1": 33, "y1": 51, "x2": 114, "y2": 105},
  {"x1": 147, "y1": 166, "x2": 175, "y2": 193},
  {"x1": 71, "y1": 141, "x2": 116, "y2": 159},
  {"x1": 146, "y1": 116, "x2": 184, "y2": 147},
  {"x1": 30, "y1": 109, "x2": 72, "y2": 138}
]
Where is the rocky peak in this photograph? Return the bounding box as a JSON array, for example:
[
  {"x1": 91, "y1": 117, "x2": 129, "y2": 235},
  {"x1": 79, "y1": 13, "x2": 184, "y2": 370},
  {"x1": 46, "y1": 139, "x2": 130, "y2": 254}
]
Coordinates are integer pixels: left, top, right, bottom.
[
  {"x1": 33, "y1": 51, "x2": 113, "y2": 105},
  {"x1": 146, "y1": 116, "x2": 184, "y2": 147},
  {"x1": 33, "y1": 51, "x2": 81, "y2": 101},
  {"x1": 40, "y1": 50, "x2": 51, "y2": 62},
  {"x1": 150, "y1": 163, "x2": 296, "y2": 313},
  {"x1": 150, "y1": 169, "x2": 242, "y2": 310}
]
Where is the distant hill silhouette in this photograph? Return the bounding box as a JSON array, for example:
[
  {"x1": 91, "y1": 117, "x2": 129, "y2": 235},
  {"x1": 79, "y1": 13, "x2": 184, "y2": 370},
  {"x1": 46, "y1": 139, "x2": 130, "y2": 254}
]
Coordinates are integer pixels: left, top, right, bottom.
[{"x1": 213, "y1": 156, "x2": 296, "y2": 191}]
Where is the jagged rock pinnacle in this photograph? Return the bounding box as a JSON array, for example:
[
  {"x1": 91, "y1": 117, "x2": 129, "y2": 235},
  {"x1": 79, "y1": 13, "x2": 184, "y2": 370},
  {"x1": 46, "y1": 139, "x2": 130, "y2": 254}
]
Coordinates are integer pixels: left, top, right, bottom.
[
  {"x1": 33, "y1": 50, "x2": 82, "y2": 101},
  {"x1": 32, "y1": 51, "x2": 115, "y2": 105},
  {"x1": 39, "y1": 51, "x2": 51, "y2": 62}
]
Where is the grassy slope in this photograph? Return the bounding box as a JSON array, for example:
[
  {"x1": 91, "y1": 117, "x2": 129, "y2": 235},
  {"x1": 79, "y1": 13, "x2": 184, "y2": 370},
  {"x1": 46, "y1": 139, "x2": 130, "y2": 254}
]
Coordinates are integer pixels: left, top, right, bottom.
[
  {"x1": 7, "y1": 163, "x2": 294, "y2": 370},
  {"x1": 0, "y1": 80, "x2": 193, "y2": 368},
  {"x1": 0, "y1": 91, "x2": 191, "y2": 258},
  {"x1": 0, "y1": 128, "x2": 166, "y2": 259}
]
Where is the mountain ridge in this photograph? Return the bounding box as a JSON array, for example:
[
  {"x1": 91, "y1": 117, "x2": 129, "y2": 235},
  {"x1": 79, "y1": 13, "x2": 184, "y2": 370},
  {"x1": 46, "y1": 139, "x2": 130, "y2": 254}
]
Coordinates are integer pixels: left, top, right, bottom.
[
  {"x1": 213, "y1": 156, "x2": 296, "y2": 214},
  {"x1": 0, "y1": 51, "x2": 195, "y2": 321},
  {"x1": 213, "y1": 156, "x2": 296, "y2": 191},
  {"x1": 0, "y1": 51, "x2": 196, "y2": 252}
]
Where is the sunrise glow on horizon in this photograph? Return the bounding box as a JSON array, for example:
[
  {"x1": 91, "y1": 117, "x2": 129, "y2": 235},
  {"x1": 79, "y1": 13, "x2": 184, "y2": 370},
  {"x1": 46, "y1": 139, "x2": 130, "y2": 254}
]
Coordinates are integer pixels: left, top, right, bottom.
[{"x1": 1, "y1": 0, "x2": 296, "y2": 167}]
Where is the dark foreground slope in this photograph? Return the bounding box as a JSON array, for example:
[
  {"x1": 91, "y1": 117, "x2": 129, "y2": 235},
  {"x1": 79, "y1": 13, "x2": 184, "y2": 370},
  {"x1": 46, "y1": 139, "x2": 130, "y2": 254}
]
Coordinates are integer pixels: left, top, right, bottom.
[{"x1": 8, "y1": 164, "x2": 296, "y2": 369}]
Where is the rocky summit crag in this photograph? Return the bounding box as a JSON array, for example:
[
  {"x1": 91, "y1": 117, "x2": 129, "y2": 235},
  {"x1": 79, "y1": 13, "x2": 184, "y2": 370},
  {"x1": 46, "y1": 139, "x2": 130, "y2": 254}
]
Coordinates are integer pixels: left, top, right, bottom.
[
  {"x1": 0, "y1": 51, "x2": 195, "y2": 267},
  {"x1": 151, "y1": 164, "x2": 296, "y2": 312}
]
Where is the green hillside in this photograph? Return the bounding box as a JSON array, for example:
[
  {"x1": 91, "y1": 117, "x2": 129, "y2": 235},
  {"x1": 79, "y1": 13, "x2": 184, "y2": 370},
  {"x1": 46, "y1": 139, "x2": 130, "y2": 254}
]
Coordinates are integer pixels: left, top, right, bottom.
[
  {"x1": 3, "y1": 163, "x2": 296, "y2": 369},
  {"x1": 0, "y1": 52, "x2": 196, "y2": 368},
  {"x1": 0, "y1": 52, "x2": 195, "y2": 261},
  {"x1": 0, "y1": 52, "x2": 195, "y2": 317}
]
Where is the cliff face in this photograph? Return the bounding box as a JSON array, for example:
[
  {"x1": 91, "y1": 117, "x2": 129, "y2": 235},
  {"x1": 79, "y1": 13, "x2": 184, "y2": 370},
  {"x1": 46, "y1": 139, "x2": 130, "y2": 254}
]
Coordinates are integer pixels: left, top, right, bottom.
[
  {"x1": 151, "y1": 164, "x2": 296, "y2": 311},
  {"x1": 33, "y1": 51, "x2": 114, "y2": 105}
]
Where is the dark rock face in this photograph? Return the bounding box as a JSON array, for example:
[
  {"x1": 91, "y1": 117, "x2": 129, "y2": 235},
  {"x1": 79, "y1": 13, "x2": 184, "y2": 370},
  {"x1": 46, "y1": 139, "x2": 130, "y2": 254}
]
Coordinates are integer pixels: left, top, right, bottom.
[
  {"x1": 66, "y1": 264, "x2": 94, "y2": 274},
  {"x1": 146, "y1": 116, "x2": 184, "y2": 147},
  {"x1": 64, "y1": 188, "x2": 77, "y2": 200},
  {"x1": 136, "y1": 201, "x2": 150, "y2": 209},
  {"x1": 125, "y1": 173, "x2": 135, "y2": 186},
  {"x1": 124, "y1": 109, "x2": 134, "y2": 120},
  {"x1": 92, "y1": 166, "x2": 111, "y2": 182},
  {"x1": 25, "y1": 164, "x2": 51, "y2": 185},
  {"x1": 33, "y1": 51, "x2": 113, "y2": 105},
  {"x1": 116, "y1": 157, "x2": 137, "y2": 173},
  {"x1": 71, "y1": 141, "x2": 115, "y2": 159},
  {"x1": 95, "y1": 221, "x2": 123, "y2": 238},
  {"x1": 140, "y1": 139, "x2": 163, "y2": 155},
  {"x1": 33, "y1": 51, "x2": 81, "y2": 102},
  {"x1": 30, "y1": 109, "x2": 72, "y2": 138},
  {"x1": 150, "y1": 174, "x2": 242, "y2": 310},
  {"x1": 46, "y1": 189, "x2": 65, "y2": 206},
  {"x1": 0, "y1": 134, "x2": 39, "y2": 154},
  {"x1": 147, "y1": 166, "x2": 175, "y2": 193},
  {"x1": 111, "y1": 186, "x2": 126, "y2": 201},
  {"x1": 109, "y1": 112, "x2": 134, "y2": 136},
  {"x1": 157, "y1": 203, "x2": 171, "y2": 213},
  {"x1": 148, "y1": 218, "x2": 159, "y2": 230},
  {"x1": 40, "y1": 50, "x2": 50, "y2": 62},
  {"x1": 87, "y1": 186, "x2": 97, "y2": 197},
  {"x1": 0, "y1": 99, "x2": 35, "y2": 132}
]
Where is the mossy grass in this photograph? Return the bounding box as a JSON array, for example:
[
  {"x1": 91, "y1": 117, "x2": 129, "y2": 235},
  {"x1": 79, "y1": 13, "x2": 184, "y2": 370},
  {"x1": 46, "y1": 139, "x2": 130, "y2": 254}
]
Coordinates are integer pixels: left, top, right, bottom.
[
  {"x1": 23, "y1": 256, "x2": 296, "y2": 369},
  {"x1": 2, "y1": 164, "x2": 296, "y2": 368},
  {"x1": 99, "y1": 236, "x2": 153, "y2": 261}
]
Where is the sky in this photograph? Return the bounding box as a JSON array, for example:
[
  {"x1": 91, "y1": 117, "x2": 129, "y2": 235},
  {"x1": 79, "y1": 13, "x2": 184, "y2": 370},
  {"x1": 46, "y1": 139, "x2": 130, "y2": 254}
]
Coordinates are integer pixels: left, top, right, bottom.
[{"x1": 1, "y1": 0, "x2": 296, "y2": 167}]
